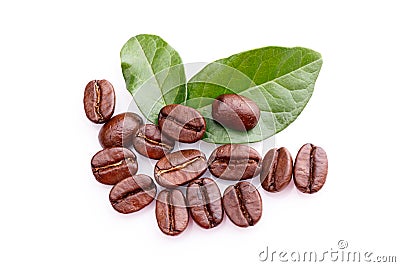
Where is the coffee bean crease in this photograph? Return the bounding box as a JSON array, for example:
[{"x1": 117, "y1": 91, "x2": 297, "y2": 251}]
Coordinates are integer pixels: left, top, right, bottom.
[
  {"x1": 111, "y1": 187, "x2": 145, "y2": 205},
  {"x1": 308, "y1": 144, "x2": 316, "y2": 192},
  {"x1": 196, "y1": 180, "x2": 216, "y2": 227},
  {"x1": 92, "y1": 157, "x2": 135, "y2": 172},
  {"x1": 160, "y1": 112, "x2": 204, "y2": 132},
  {"x1": 267, "y1": 149, "x2": 280, "y2": 191},
  {"x1": 93, "y1": 81, "x2": 104, "y2": 122},
  {"x1": 155, "y1": 156, "x2": 205, "y2": 176},
  {"x1": 234, "y1": 184, "x2": 254, "y2": 226},
  {"x1": 136, "y1": 132, "x2": 173, "y2": 150},
  {"x1": 167, "y1": 194, "x2": 175, "y2": 233},
  {"x1": 213, "y1": 158, "x2": 258, "y2": 165}
]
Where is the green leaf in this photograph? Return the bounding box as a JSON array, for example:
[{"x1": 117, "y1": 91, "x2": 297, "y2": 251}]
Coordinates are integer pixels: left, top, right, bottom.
[
  {"x1": 121, "y1": 34, "x2": 186, "y2": 123},
  {"x1": 186, "y1": 46, "x2": 323, "y2": 144}
]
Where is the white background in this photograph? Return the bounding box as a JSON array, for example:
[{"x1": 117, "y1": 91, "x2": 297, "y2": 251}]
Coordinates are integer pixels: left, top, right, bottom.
[{"x1": 1, "y1": 0, "x2": 399, "y2": 266}]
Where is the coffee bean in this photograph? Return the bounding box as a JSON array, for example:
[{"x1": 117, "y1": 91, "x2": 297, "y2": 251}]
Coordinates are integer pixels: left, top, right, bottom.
[
  {"x1": 208, "y1": 144, "x2": 261, "y2": 180},
  {"x1": 91, "y1": 147, "x2": 138, "y2": 185},
  {"x1": 154, "y1": 149, "x2": 207, "y2": 188},
  {"x1": 293, "y1": 143, "x2": 328, "y2": 194},
  {"x1": 83, "y1": 80, "x2": 115, "y2": 124},
  {"x1": 133, "y1": 124, "x2": 174, "y2": 160},
  {"x1": 186, "y1": 178, "x2": 223, "y2": 229},
  {"x1": 156, "y1": 189, "x2": 188, "y2": 236},
  {"x1": 98, "y1": 112, "x2": 143, "y2": 148},
  {"x1": 222, "y1": 181, "x2": 262, "y2": 227},
  {"x1": 260, "y1": 147, "x2": 293, "y2": 192},
  {"x1": 109, "y1": 174, "x2": 156, "y2": 214},
  {"x1": 158, "y1": 104, "x2": 206, "y2": 143},
  {"x1": 212, "y1": 94, "x2": 260, "y2": 131}
]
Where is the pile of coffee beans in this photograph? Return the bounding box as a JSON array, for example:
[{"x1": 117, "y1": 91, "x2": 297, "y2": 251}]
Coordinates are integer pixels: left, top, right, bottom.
[{"x1": 84, "y1": 79, "x2": 328, "y2": 236}]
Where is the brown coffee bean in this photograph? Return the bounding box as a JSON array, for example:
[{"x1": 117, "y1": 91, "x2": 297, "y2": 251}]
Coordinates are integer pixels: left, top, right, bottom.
[
  {"x1": 158, "y1": 104, "x2": 206, "y2": 143},
  {"x1": 133, "y1": 124, "x2": 174, "y2": 160},
  {"x1": 260, "y1": 147, "x2": 293, "y2": 192},
  {"x1": 156, "y1": 189, "x2": 188, "y2": 236},
  {"x1": 154, "y1": 149, "x2": 207, "y2": 188},
  {"x1": 186, "y1": 178, "x2": 223, "y2": 229},
  {"x1": 293, "y1": 143, "x2": 328, "y2": 194},
  {"x1": 222, "y1": 181, "x2": 262, "y2": 227},
  {"x1": 83, "y1": 80, "x2": 115, "y2": 124},
  {"x1": 98, "y1": 112, "x2": 143, "y2": 148},
  {"x1": 208, "y1": 144, "x2": 261, "y2": 180},
  {"x1": 109, "y1": 174, "x2": 156, "y2": 214},
  {"x1": 91, "y1": 147, "x2": 138, "y2": 185},
  {"x1": 212, "y1": 94, "x2": 260, "y2": 131}
]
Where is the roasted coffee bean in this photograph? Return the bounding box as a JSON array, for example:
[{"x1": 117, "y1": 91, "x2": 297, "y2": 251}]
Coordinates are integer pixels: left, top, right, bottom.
[
  {"x1": 212, "y1": 94, "x2": 260, "y2": 131},
  {"x1": 260, "y1": 147, "x2": 293, "y2": 192},
  {"x1": 222, "y1": 181, "x2": 262, "y2": 227},
  {"x1": 158, "y1": 104, "x2": 206, "y2": 143},
  {"x1": 84, "y1": 80, "x2": 115, "y2": 124},
  {"x1": 154, "y1": 149, "x2": 207, "y2": 188},
  {"x1": 186, "y1": 178, "x2": 223, "y2": 229},
  {"x1": 293, "y1": 143, "x2": 328, "y2": 194},
  {"x1": 133, "y1": 124, "x2": 174, "y2": 160},
  {"x1": 109, "y1": 174, "x2": 156, "y2": 214},
  {"x1": 156, "y1": 189, "x2": 189, "y2": 236},
  {"x1": 208, "y1": 144, "x2": 262, "y2": 180},
  {"x1": 98, "y1": 112, "x2": 143, "y2": 148},
  {"x1": 91, "y1": 147, "x2": 138, "y2": 185}
]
